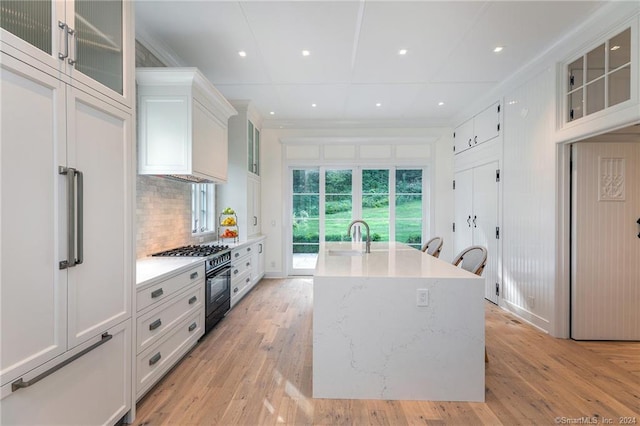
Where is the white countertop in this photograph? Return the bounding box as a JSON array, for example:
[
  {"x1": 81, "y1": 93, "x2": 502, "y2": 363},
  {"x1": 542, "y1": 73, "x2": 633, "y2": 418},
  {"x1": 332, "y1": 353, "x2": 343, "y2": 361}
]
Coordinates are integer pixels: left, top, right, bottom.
[
  {"x1": 136, "y1": 235, "x2": 267, "y2": 288},
  {"x1": 315, "y1": 241, "x2": 480, "y2": 279},
  {"x1": 136, "y1": 256, "x2": 205, "y2": 288}
]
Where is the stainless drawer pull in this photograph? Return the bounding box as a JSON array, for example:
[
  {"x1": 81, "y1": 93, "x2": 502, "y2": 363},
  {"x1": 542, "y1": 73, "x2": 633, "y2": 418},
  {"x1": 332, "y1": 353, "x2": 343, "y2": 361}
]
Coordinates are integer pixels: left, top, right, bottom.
[
  {"x1": 149, "y1": 352, "x2": 161, "y2": 366},
  {"x1": 247, "y1": 247, "x2": 251, "y2": 252},
  {"x1": 151, "y1": 288, "x2": 163, "y2": 298},
  {"x1": 149, "y1": 319, "x2": 162, "y2": 331},
  {"x1": 233, "y1": 287, "x2": 239, "y2": 294},
  {"x1": 189, "y1": 296, "x2": 197, "y2": 305},
  {"x1": 11, "y1": 332, "x2": 112, "y2": 393},
  {"x1": 188, "y1": 322, "x2": 197, "y2": 332},
  {"x1": 190, "y1": 271, "x2": 198, "y2": 279},
  {"x1": 246, "y1": 262, "x2": 250, "y2": 267},
  {"x1": 234, "y1": 252, "x2": 239, "y2": 258},
  {"x1": 234, "y1": 269, "x2": 239, "y2": 275},
  {"x1": 246, "y1": 277, "x2": 251, "y2": 283}
]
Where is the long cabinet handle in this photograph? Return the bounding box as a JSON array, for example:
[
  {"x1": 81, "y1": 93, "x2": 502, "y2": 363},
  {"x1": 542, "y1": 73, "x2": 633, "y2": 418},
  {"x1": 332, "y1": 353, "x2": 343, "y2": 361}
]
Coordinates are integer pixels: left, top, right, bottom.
[
  {"x1": 11, "y1": 332, "x2": 112, "y2": 393},
  {"x1": 67, "y1": 27, "x2": 77, "y2": 65},
  {"x1": 467, "y1": 215, "x2": 471, "y2": 227},
  {"x1": 75, "y1": 169, "x2": 83, "y2": 265},
  {"x1": 473, "y1": 215, "x2": 477, "y2": 228},
  {"x1": 58, "y1": 167, "x2": 83, "y2": 268},
  {"x1": 58, "y1": 21, "x2": 69, "y2": 60}
]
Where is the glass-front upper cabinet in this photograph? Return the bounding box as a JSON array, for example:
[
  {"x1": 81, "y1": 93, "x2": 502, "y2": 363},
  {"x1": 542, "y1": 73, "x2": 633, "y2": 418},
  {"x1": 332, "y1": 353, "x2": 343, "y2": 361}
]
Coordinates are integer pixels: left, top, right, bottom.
[
  {"x1": 247, "y1": 120, "x2": 260, "y2": 176},
  {"x1": 566, "y1": 27, "x2": 632, "y2": 123},
  {"x1": 0, "y1": 0, "x2": 132, "y2": 107}
]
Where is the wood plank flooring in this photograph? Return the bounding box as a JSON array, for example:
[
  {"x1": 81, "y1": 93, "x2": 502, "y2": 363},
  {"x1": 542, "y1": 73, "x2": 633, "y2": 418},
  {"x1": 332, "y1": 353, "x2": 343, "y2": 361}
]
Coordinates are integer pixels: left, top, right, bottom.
[{"x1": 134, "y1": 278, "x2": 640, "y2": 425}]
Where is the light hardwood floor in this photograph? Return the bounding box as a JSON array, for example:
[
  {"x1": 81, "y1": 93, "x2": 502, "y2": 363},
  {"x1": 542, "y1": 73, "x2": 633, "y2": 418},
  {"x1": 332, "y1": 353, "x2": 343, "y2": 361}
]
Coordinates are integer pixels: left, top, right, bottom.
[{"x1": 134, "y1": 278, "x2": 640, "y2": 425}]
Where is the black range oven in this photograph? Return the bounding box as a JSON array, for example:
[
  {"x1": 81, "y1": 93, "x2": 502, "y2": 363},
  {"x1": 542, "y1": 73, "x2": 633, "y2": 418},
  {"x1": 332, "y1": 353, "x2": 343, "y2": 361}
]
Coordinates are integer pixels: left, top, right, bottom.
[
  {"x1": 204, "y1": 251, "x2": 231, "y2": 332},
  {"x1": 151, "y1": 244, "x2": 231, "y2": 333}
]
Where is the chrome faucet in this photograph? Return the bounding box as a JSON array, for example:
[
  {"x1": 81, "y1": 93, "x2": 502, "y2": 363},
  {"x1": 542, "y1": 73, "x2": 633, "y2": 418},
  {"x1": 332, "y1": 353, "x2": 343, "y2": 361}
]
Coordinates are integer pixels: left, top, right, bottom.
[{"x1": 347, "y1": 219, "x2": 371, "y2": 253}]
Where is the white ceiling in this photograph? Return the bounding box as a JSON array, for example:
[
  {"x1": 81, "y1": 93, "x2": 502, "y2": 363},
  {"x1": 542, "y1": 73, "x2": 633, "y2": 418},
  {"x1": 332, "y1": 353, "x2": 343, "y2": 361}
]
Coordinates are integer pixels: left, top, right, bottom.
[{"x1": 135, "y1": 0, "x2": 607, "y2": 128}]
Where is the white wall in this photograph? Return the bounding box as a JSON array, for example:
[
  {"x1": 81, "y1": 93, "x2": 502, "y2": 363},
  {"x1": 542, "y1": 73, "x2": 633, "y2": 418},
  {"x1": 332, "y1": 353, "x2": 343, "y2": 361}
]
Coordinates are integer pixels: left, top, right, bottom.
[
  {"x1": 259, "y1": 126, "x2": 454, "y2": 277},
  {"x1": 454, "y1": 2, "x2": 640, "y2": 336}
]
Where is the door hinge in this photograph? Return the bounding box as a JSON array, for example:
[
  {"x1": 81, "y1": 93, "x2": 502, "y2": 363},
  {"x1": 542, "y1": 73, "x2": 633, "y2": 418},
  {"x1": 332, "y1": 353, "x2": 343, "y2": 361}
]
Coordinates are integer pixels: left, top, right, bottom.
[
  {"x1": 453, "y1": 179, "x2": 456, "y2": 190},
  {"x1": 497, "y1": 104, "x2": 500, "y2": 113},
  {"x1": 453, "y1": 131, "x2": 456, "y2": 138},
  {"x1": 496, "y1": 169, "x2": 500, "y2": 182},
  {"x1": 569, "y1": 75, "x2": 575, "y2": 87},
  {"x1": 570, "y1": 109, "x2": 574, "y2": 120},
  {"x1": 453, "y1": 222, "x2": 456, "y2": 232},
  {"x1": 497, "y1": 123, "x2": 501, "y2": 132},
  {"x1": 496, "y1": 282, "x2": 500, "y2": 297},
  {"x1": 453, "y1": 145, "x2": 456, "y2": 152},
  {"x1": 496, "y1": 226, "x2": 500, "y2": 239}
]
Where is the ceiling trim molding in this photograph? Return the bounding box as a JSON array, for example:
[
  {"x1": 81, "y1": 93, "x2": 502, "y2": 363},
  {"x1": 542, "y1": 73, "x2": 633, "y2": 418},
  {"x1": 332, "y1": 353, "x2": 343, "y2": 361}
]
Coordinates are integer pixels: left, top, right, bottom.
[
  {"x1": 263, "y1": 118, "x2": 451, "y2": 130},
  {"x1": 280, "y1": 136, "x2": 439, "y2": 145},
  {"x1": 135, "y1": 20, "x2": 185, "y2": 68}
]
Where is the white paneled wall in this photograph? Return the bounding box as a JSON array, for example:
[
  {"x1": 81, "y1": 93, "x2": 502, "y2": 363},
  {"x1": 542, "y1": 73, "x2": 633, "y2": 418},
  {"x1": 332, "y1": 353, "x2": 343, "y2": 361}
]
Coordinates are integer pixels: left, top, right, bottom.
[{"x1": 502, "y1": 68, "x2": 556, "y2": 331}]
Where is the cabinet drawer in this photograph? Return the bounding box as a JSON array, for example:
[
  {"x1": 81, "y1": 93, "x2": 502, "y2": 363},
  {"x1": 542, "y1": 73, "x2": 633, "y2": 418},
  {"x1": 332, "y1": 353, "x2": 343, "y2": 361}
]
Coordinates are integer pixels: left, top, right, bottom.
[
  {"x1": 136, "y1": 310, "x2": 203, "y2": 399},
  {"x1": 136, "y1": 281, "x2": 203, "y2": 354},
  {"x1": 1, "y1": 321, "x2": 131, "y2": 425},
  {"x1": 231, "y1": 270, "x2": 251, "y2": 298},
  {"x1": 137, "y1": 264, "x2": 204, "y2": 312},
  {"x1": 231, "y1": 254, "x2": 252, "y2": 279},
  {"x1": 231, "y1": 245, "x2": 253, "y2": 261}
]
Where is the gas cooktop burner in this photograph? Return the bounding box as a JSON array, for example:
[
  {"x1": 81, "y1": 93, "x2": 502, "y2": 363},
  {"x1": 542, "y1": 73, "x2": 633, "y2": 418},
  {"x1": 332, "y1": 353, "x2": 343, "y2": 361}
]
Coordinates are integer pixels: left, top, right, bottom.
[{"x1": 151, "y1": 244, "x2": 229, "y2": 257}]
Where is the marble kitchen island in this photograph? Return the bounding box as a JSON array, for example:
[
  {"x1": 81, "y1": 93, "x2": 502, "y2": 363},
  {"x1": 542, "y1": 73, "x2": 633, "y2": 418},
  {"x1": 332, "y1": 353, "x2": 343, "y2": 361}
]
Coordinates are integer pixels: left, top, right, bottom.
[{"x1": 313, "y1": 242, "x2": 485, "y2": 402}]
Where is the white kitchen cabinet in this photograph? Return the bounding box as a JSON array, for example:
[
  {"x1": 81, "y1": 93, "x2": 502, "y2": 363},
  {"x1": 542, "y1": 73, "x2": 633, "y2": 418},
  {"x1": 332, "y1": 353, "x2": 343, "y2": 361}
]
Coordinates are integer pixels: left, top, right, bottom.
[
  {"x1": 1, "y1": 321, "x2": 132, "y2": 425},
  {"x1": 1, "y1": 19, "x2": 134, "y2": 424},
  {"x1": 453, "y1": 162, "x2": 500, "y2": 304},
  {"x1": 136, "y1": 68, "x2": 237, "y2": 183},
  {"x1": 219, "y1": 101, "x2": 263, "y2": 240},
  {"x1": 0, "y1": 0, "x2": 134, "y2": 108},
  {"x1": 251, "y1": 238, "x2": 266, "y2": 286},
  {"x1": 454, "y1": 101, "x2": 501, "y2": 154},
  {"x1": 135, "y1": 263, "x2": 205, "y2": 400},
  {"x1": 248, "y1": 120, "x2": 261, "y2": 176},
  {"x1": 248, "y1": 174, "x2": 262, "y2": 236}
]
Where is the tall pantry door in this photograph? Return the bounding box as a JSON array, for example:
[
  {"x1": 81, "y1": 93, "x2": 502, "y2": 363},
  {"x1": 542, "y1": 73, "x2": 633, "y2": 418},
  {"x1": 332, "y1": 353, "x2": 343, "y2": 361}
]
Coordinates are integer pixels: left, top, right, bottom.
[
  {"x1": 0, "y1": 53, "x2": 67, "y2": 386},
  {"x1": 454, "y1": 161, "x2": 499, "y2": 304},
  {"x1": 66, "y1": 87, "x2": 132, "y2": 348},
  {"x1": 571, "y1": 142, "x2": 640, "y2": 340}
]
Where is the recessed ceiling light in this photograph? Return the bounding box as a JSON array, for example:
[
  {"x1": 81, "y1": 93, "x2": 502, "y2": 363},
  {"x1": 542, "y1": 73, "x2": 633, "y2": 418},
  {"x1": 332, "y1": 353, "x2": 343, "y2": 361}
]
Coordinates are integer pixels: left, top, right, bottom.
[
  {"x1": 269, "y1": 111, "x2": 275, "y2": 115},
  {"x1": 238, "y1": 51, "x2": 247, "y2": 57},
  {"x1": 398, "y1": 49, "x2": 408, "y2": 55},
  {"x1": 438, "y1": 101, "x2": 444, "y2": 106},
  {"x1": 493, "y1": 46, "x2": 504, "y2": 53},
  {"x1": 376, "y1": 103, "x2": 382, "y2": 107},
  {"x1": 610, "y1": 45, "x2": 620, "y2": 51},
  {"x1": 302, "y1": 50, "x2": 310, "y2": 57},
  {"x1": 311, "y1": 103, "x2": 317, "y2": 108}
]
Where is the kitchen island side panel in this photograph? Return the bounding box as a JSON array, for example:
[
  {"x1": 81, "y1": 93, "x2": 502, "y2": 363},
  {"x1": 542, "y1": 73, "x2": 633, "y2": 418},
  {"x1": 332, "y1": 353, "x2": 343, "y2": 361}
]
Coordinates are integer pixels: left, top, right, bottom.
[{"x1": 313, "y1": 275, "x2": 485, "y2": 402}]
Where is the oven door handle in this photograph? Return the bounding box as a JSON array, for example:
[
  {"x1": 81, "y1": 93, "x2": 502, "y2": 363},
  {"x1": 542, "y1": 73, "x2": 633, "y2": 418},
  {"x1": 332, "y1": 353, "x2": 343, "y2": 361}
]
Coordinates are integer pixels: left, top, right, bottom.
[{"x1": 208, "y1": 264, "x2": 231, "y2": 277}]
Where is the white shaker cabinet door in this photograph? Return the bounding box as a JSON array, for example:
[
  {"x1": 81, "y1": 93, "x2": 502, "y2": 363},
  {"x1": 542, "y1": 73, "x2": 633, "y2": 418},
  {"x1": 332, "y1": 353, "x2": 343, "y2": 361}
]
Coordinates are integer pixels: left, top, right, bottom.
[
  {"x1": 0, "y1": 53, "x2": 68, "y2": 387},
  {"x1": 66, "y1": 86, "x2": 132, "y2": 349}
]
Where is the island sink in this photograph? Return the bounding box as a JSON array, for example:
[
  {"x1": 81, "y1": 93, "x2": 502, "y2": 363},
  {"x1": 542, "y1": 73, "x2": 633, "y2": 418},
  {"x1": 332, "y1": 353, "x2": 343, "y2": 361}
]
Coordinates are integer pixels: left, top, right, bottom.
[{"x1": 313, "y1": 241, "x2": 486, "y2": 402}]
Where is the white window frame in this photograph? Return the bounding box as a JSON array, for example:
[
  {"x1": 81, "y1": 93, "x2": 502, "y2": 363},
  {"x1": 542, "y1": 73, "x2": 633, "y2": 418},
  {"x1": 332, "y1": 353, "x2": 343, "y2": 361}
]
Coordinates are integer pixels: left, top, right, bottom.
[{"x1": 192, "y1": 183, "x2": 215, "y2": 235}]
